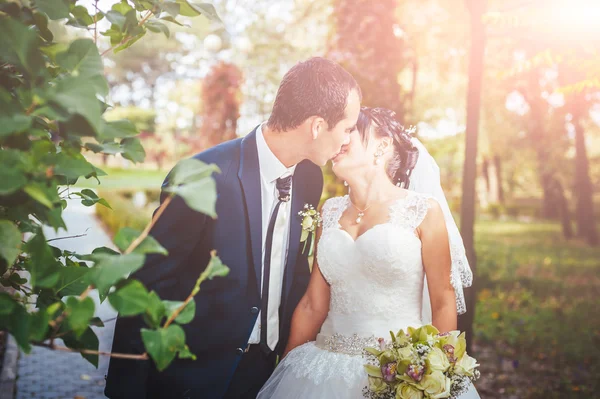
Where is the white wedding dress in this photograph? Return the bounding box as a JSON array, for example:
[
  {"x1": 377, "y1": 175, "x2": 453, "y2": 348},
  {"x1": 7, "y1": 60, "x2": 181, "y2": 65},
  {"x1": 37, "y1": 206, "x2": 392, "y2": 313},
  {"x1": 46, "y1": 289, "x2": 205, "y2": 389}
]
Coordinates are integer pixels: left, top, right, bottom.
[{"x1": 258, "y1": 192, "x2": 480, "y2": 398}]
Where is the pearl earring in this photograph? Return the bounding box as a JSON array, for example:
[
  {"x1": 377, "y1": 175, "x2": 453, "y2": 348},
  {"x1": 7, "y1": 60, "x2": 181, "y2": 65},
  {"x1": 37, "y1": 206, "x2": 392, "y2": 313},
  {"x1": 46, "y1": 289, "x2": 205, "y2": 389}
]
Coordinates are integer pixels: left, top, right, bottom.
[
  {"x1": 343, "y1": 180, "x2": 348, "y2": 187},
  {"x1": 374, "y1": 148, "x2": 384, "y2": 165}
]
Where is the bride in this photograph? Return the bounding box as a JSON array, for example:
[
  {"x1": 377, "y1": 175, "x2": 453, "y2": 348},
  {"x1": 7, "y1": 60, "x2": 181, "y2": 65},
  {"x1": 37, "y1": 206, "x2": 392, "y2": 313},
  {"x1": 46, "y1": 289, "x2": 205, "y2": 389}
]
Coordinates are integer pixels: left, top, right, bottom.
[{"x1": 257, "y1": 107, "x2": 480, "y2": 398}]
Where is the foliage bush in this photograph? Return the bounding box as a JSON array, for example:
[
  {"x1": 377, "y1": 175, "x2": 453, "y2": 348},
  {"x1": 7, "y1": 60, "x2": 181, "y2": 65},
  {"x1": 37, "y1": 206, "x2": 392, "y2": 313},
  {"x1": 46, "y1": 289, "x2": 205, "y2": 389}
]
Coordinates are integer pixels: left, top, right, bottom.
[
  {"x1": 0, "y1": 0, "x2": 225, "y2": 371},
  {"x1": 474, "y1": 219, "x2": 600, "y2": 397},
  {"x1": 96, "y1": 189, "x2": 159, "y2": 235}
]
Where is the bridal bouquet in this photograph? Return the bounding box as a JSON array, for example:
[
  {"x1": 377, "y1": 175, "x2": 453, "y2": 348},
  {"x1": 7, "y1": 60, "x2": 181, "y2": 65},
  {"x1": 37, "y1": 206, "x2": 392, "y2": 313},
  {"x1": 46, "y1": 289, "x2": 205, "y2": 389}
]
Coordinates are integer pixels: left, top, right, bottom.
[{"x1": 363, "y1": 325, "x2": 480, "y2": 399}]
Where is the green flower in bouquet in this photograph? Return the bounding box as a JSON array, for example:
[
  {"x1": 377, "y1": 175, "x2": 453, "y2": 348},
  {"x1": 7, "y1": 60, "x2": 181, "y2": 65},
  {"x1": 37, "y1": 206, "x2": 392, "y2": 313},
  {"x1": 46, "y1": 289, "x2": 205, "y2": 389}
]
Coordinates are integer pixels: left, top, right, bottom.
[
  {"x1": 426, "y1": 347, "x2": 451, "y2": 373},
  {"x1": 454, "y1": 354, "x2": 479, "y2": 377},
  {"x1": 396, "y1": 383, "x2": 424, "y2": 399},
  {"x1": 418, "y1": 370, "x2": 452, "y2": 399}
]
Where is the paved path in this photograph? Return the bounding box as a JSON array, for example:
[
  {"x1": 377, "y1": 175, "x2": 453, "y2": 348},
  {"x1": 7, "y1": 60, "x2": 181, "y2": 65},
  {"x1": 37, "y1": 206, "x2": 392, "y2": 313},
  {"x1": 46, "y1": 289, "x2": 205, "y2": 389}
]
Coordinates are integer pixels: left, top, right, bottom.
[{"x1": 16, "y1": 198, "x2": 117, "y2": 399}]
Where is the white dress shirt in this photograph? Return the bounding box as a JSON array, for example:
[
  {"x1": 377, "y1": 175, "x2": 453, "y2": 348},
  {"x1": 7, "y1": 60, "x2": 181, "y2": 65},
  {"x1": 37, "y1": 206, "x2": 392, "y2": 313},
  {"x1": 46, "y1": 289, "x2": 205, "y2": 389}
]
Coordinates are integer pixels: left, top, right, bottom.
[{"x1": 248, "y1": 123, "x2": 296, "y2": 347}]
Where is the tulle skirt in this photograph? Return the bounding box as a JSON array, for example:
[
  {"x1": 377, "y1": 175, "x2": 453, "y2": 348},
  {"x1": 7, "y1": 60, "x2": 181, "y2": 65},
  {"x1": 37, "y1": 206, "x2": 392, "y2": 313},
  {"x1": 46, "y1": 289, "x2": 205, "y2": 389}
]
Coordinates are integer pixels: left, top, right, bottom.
[{"x1": 257, "y1": 342, "x2": 481, "y2": 399}]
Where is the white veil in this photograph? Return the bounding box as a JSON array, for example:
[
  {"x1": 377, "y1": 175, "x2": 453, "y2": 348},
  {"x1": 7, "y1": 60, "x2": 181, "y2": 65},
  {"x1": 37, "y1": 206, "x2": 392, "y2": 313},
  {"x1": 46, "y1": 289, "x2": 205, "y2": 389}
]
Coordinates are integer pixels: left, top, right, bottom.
[{"x1": 408, "y1": 137, "x2": 473, "y2": 323}]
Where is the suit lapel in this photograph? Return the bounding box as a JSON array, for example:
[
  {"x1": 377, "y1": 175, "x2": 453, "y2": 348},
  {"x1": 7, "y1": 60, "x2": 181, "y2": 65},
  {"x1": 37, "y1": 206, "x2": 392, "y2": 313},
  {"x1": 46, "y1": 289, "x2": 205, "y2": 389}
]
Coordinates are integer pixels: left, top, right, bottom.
[{"x1": 238, "y1": 128, "x2": 263, "y2": 292}]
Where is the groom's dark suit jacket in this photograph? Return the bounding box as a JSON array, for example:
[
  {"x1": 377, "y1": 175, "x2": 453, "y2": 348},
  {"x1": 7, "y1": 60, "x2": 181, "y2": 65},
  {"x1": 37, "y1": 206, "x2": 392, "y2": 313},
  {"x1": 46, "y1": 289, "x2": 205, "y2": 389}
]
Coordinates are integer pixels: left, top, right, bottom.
[{"x1": 104, "y1": 128, "x2": 323, "y2": 399}]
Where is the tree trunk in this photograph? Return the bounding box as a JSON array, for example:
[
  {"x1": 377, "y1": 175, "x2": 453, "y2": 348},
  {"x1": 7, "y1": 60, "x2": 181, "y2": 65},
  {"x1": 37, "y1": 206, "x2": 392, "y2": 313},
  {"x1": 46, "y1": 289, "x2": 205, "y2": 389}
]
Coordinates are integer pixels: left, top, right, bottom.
[
  {"x1": 494, "y1": 155, "x2": 505, "y2": 204},
  {"x1": 571, "y1": 94, "x2": 598, "y2": 245},
  {"x1": 459, "y1": 0, "x2": 486, "y2": 354},
  {"x1": 482, "y1": 157, "x2": 490, "y2": 193}
]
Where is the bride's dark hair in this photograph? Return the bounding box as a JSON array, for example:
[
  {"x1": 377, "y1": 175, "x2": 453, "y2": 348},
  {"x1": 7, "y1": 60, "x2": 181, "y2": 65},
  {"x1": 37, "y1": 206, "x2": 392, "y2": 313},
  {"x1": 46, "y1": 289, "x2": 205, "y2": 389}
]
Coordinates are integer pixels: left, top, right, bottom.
[{"x1": 356, "y1": 107, "x2": 419, "y2": 188}]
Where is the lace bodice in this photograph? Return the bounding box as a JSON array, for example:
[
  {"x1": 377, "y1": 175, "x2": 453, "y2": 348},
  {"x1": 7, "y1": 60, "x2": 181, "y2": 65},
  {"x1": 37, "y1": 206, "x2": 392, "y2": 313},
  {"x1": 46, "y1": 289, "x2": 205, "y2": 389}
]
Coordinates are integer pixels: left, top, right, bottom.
[{"x1": 317, "y1": 191, "x2": 433, "y2": 338}]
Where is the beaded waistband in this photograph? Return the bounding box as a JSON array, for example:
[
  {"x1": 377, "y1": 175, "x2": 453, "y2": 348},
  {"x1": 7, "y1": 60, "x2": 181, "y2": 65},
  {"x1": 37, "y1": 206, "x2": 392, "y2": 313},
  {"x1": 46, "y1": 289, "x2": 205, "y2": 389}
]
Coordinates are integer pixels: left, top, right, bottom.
[{"x1": 315, "y1": 333, "x2": 379, "y2": 356}]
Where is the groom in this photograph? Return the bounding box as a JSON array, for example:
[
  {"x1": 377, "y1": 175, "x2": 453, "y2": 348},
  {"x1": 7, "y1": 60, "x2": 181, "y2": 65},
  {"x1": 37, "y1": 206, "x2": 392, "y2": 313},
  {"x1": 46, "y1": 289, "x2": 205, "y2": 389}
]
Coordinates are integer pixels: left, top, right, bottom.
[{"x1": 105, "y1": 57, "x2": 362, "y2": 399}]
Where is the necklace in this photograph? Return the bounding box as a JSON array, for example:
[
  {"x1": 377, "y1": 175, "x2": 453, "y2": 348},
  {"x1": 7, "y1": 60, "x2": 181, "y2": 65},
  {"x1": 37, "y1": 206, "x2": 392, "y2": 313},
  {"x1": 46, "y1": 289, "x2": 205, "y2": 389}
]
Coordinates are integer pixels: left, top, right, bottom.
[{"x1": 350, "y1": 200, "x2": 373, "y2": 224}]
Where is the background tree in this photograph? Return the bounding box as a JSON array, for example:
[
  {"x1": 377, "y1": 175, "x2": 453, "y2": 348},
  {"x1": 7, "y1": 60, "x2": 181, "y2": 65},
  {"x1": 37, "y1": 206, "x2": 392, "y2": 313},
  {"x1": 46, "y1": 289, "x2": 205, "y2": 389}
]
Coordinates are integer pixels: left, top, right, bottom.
[{"x1": 197, "y1": 61, "x2": 243, "y2": 149}]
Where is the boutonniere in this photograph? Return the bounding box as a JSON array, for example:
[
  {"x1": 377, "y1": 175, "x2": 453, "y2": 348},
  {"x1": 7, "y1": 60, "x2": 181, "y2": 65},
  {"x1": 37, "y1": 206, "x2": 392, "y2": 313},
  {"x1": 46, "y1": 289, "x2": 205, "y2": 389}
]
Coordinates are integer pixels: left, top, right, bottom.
[{"x1": 298, "y1": 203, "x2": 322, "y2": 255}]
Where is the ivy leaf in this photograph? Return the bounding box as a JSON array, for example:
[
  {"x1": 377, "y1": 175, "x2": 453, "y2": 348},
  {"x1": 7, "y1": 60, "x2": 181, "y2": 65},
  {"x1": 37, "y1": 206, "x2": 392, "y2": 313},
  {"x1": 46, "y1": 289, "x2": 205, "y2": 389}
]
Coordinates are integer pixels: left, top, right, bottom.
[
  {"x1": 204, "y1": 252, "x2": 229, "y2": 280},
  {"x1": 163, "y1": 299, "x2": 195, "y2": 325},
  {"x1": 176, "y1": 0, "x2": 222, "y2": 22},
  {"x1": 34, "y1": 0, "x2": 71, "y2": 20},
  {"x1": 68, "y1": 5, "x2": 95, "y2": 28},
  {"x1": 106, "y1": 10, "x2": 127, "y2": 30},
  {"x1": 99, "y1": 119, "x2": 139, "y2": 140},
  {"x1": 162, "y1": 2, "x2": 181, "y2": 17},
  {"x1": 54, "y1": 153, "x2": 96, "y2": 181},
  {"x1": 0, "y1": 18, "x2": 45, "y2": 76},
  {"x1": 29, "y1": 307, "x2": 50, "y2": 341},
  {"x1": 23, "y1": 183, "x2": 54, "y2": 209},
  {"x1": 86, "y1": 253, "x2": 146, "y2": 294},
  {"x1": 49, "y1": 75, "x2": 103, "y2": 133},
  {"x1": 141, "y1": 325, "x2": 186, "y2": 371},
  {"x1": 62, "y1": 327, "x2": 99, "y2": 367},
  {"x1": 146, "y1": 20, "x2": 170, "y2": 38},
  {"x1": 120, "y1": 137, "x2": 146, "y2": 163},
  {"x1": 0, "y1": 168, "x2": 27, "y2": 195},
  {"x1": 0, "y1": 293, "x2": 16, "y2": 316},
  {"x1": 0, "y1": 221, "x2": 22, "y2": 266},
  {"x1": 114, "y1": 227, "x2": 167, "y2": 255},
  {"x1": 66, "y1": 296, "x2": 95, "y2": 337},
  {"x1": 177, "y1": 344, "x2": 196, "y2": 360},
  {"x1": 108, "y1": 280, "x2": 149, "y2": 316},
  {"x1": 144, "y1": 291, "x2": 165, "y2": 329},
  {"x1": 56, "y1": 265, "x2": 90, "y2": 297},
  {"x1": 164, "y1": 159, "x2": 219, "y2": 218},
  {"x1": 56, "y1": 39, "x2": 108, "y2": 96}
]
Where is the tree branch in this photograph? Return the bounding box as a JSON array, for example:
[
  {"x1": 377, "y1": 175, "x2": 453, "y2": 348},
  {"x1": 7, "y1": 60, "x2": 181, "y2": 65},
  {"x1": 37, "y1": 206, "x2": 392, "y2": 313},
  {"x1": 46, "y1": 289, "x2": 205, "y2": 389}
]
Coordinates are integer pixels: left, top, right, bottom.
[
  {"x1": 101, "y1": 10, "x2": 154, "y2": 57},
  {"x1": 124, "y1": 195, "x2": 172, "y2": 254},
  {"x1": 34, "y1": 341, "x2": 149, "y2": 360}
]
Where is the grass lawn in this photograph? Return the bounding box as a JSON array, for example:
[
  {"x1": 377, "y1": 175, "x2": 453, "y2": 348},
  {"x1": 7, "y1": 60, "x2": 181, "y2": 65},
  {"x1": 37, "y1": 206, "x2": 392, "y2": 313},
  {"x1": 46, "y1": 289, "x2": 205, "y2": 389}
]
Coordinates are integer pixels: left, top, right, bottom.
[
  {"x1": 76, "y1": 167, "x2": 167, "y2": 190},
  {"x1": 474, "y1": 218, "x2": 600, "y2": 398}
]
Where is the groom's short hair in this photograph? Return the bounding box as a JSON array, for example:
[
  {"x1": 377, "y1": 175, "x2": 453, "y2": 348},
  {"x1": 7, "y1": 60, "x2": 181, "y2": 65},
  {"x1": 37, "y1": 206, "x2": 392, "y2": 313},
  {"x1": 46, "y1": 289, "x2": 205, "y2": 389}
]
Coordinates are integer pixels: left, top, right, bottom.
[{"x1": 267, "y1": 57, "x2": 361, "y2": 132}]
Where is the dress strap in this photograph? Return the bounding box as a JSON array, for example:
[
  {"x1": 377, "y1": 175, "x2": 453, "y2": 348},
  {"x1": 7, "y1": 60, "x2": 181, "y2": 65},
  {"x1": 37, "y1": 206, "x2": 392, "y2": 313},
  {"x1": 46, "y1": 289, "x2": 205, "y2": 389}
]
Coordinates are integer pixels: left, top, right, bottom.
[
  {"x1": 321, "y1": 196, "x2": 349, "y2": 230},
  {"x1": 389, "y1": 191, "x2": 434, "y2": 232}
]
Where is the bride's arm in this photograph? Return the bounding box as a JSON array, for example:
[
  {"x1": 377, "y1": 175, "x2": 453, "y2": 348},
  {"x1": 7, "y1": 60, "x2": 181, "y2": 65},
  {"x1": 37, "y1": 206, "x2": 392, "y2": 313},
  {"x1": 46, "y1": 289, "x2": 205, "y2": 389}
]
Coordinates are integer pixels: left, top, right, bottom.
[
  {"x1": 283, "y1": 225, "x2": 330, "y2": 357},
  {"x1": 418, "y1": 198, "x2": 457, "y2": 332}
]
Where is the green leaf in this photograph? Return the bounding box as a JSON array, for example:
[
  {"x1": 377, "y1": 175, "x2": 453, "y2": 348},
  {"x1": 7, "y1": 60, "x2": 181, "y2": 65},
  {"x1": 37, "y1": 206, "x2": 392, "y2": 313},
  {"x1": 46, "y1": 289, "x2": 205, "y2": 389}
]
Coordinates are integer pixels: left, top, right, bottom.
[
  {"x1": 169, "y1": 158, "x2": 221, "y2": 186},
  {"x1": 68, "y1": 5, "x2": 95, "y2": 27},
  {"x1": 99, "y1": 119, "x2": 139, "y2": 140},
  {"x1": 0, "y1": 221, "x2": 22, "y2": 266},
  {"x1": 34, "y1": 0, "x2": 71, "y2": 20},
  {"x1": 204, "y1": 252, "x2": 229, "y2": 280},
  {"x1": 87, "y1": 253, "x2": 146, "y2": 294},
  {"x1": 168, "y1": 178, "x2": 217, "y2": 218},
  {"x1": 56, "y1": 265, "x2": 90, "y2": 297},
  {"x1": 108, "y1": 280, "x2": 149, "y2": 316},
  {"x1": 162, "y1": 1, "x2": 181, "y2": 17},
  {"x1": 120, "y1": 137, "x2": 146, "y2": 163},
  {"x1": 176, "y1": 0, "x2": 222, "y2": 22},
  {"x1": 0, "y1": 113, "x2": 32, "y2": 138},
  {"x1": 111, "y1": 0, "x2": 134, "y2": 15},
  {"x1": 24, "y1": 184, "x2": 54, "y2": 208},
  {"x1": 66, "y1": 296, "x2": 95, "y2": 337},
  {"x1": 0, "y1": 168, "x2": 27, "y2": 195},
  {"x1": 144, "y1": 291, "x2": 165, "y2": 328},
  {"x1": 146, "y1": 20, "x2": 170, "y2": 38},
  {"x1": 114, "y1": 228, "x2": 167, "y2": 255},
  {"x1": 5, "y1": 305, "x2": 32, "y2": 352},
  {"x1": 141, "y1": 325, "x2": 186, "y2": 371},
  {"x1": 56, "y1": 39, "x2": 108, "y2": 96},
  {"x1": 62, "y1": 327, "x2": 99, "y2": 367},
  {"x1": 0, "y1": 293, "x2": 16, "y2": 316},
  {"x1": 101, "y1": 26, "x2": 126, "y2": 46},
  {"x1": 114, "y1": 32, "x2": 146, "y2": 54},
  {"x1": 49, "y1": 76, "x2": 103, "y2": 133},
  {"x1": 106, "y1": 10, "x2": 127, "y2": 30},
  {"x1": 29, "y1": 310, "x2": 50, "y2": 341},
  {"x1": 33, "y1": 11, "x2": 54, "y2": 42},
  {"x1": 160, "y1": 15, "x2": 186, "y2": 26},
  {"x1": 163, "y1": 299, "x2": 195, "y2": 325},
  {"x1": 164, "y1": 159, "x2": 220, "y2": 218},
  {"x1": 0, "y1": 18, "x2": 45, "y2": 76},
  {"x1": 54, "y1": 153, "x2": 96, "y2": 181},
  {"x1": 177, "y1": 344, "x2": 196, "y2": 360}
]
